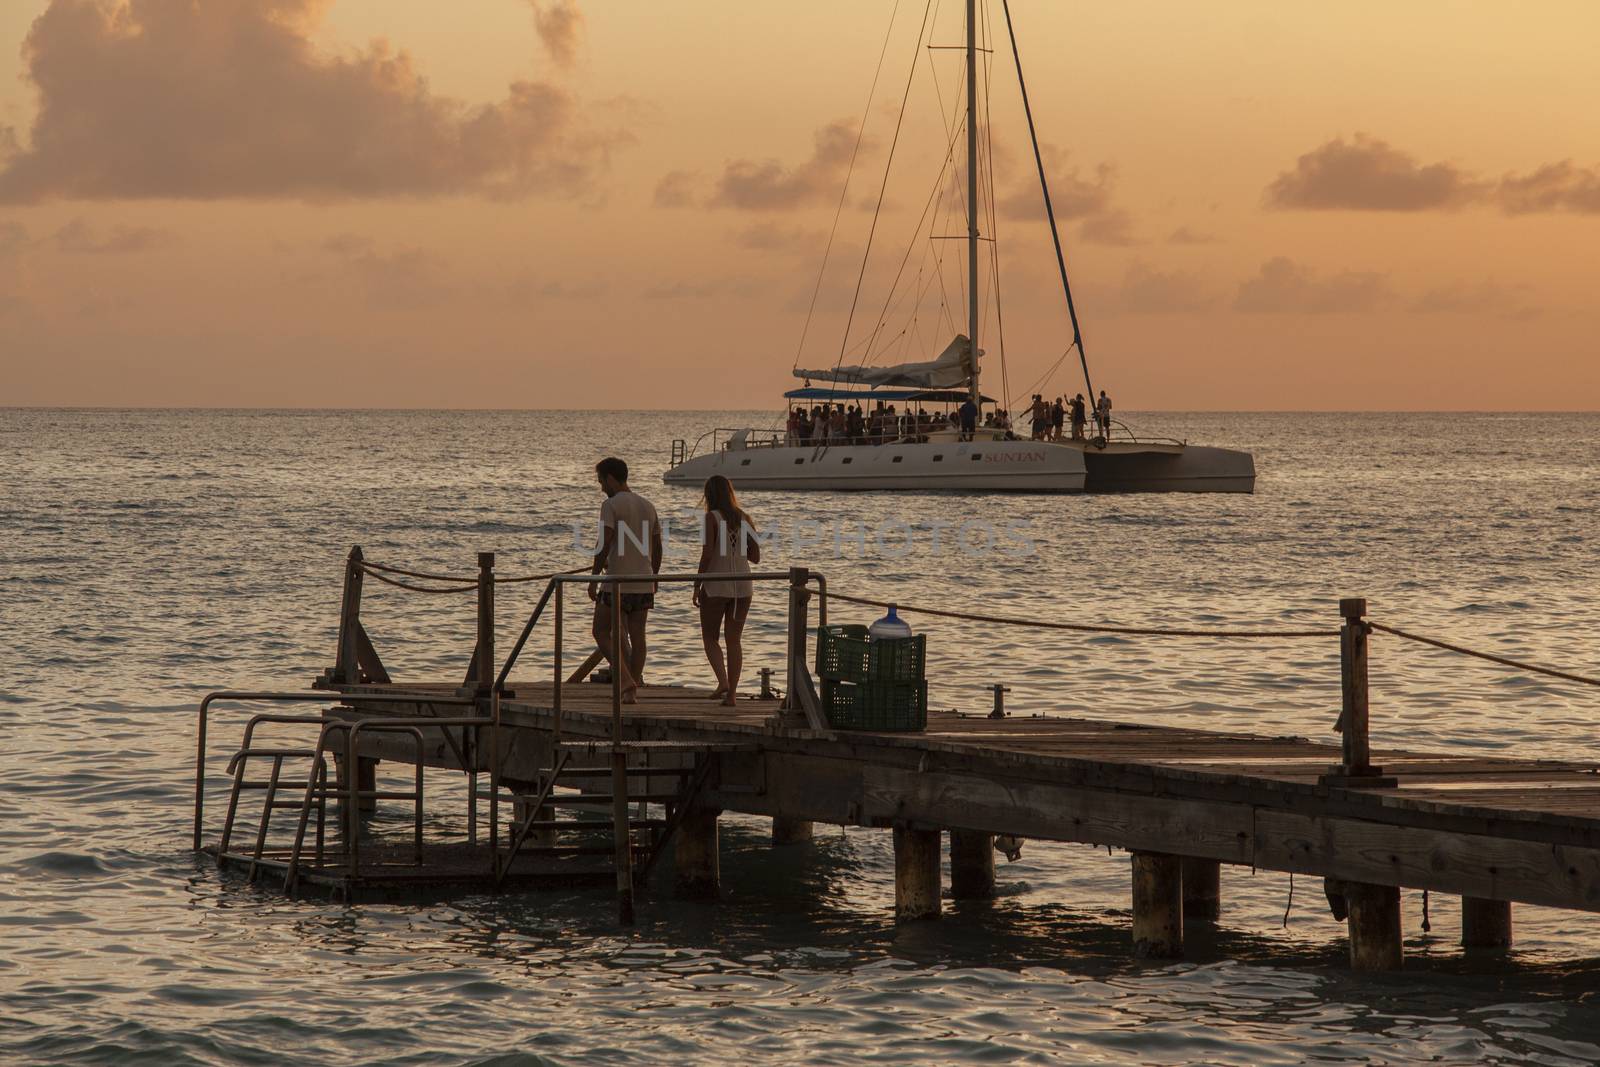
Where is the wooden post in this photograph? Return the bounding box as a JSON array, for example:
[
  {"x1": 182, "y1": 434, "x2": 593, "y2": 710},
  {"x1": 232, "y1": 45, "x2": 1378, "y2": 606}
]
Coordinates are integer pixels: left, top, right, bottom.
[
  {"x1": 783, "y1": 566, "x2": 825, "y2": 730},
  {"x1": 893, "y1": 826, "x2": 941, "y2": 921},
  {"x1": 356, "y1": 756, "x2": 378, "y2": 813},
  {"x1": 333, "y1": 545, "x2": 365, "y2": 683},
  {"x1": 611, "y1": 747, "x2": 635, "y2": 924},
  {"x1": 1461, "y1": 897, "x2": 1513, "y2": 951},
  {"x1": 1324, "y1": 598, "x2": 1395, "y2": 787},
  {"x1": 1181, "y1": 857, "x2": 1221, "y2": 922},
  {"x1": 949, "y1": 830, "x2": 996, "y2": 900},
  {"x1": 1131, "y1": 852, "x2": 1183, "y2": 958},
  {"x1": 674, "y1": 808, "x2": 721, "y2": 899},
  {"x1": 474, "y1": 552, "x2": 495, "y2": 693},
  {"x1": 1339, "y1": 597, "x2": 1371, "y2": 773},
  {"x1": 1345, "y1": 881, "x2": 1403, "y2": 971},
  {"x1": 772, "y1": 816, "x2": 814, "y2": 845}
]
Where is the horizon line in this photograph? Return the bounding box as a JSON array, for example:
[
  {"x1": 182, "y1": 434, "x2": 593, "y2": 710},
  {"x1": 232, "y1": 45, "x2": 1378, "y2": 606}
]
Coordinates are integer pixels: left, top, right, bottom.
[{"x1": 4, "y1": 405, "x2": 1600, "y2": 415}]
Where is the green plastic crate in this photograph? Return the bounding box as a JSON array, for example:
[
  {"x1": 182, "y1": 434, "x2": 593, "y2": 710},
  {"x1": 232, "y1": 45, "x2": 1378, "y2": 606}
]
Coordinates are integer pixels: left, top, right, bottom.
[
  {"x1": 816, "y1": 624, "x2": 871, "y2": 681},
  {"x1": 822, "y1": 679, "x2": 928, "y2": 732},
  {"x1": 816, "y1": 625, "x2": 926, "y2": 684}
]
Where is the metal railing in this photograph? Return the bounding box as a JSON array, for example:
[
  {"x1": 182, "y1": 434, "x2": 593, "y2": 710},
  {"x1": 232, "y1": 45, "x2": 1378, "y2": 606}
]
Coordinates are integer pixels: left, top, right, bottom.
[{"x1": 193, "y1": 691, "x2": 476, "y2": 851}]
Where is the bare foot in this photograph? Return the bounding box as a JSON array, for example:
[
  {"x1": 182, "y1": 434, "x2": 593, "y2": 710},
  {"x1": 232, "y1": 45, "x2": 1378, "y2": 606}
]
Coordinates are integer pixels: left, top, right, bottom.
[
  {"x1": 621, "y1": 685, "x2": 639, "y2": 705},
  {"x1": 710, "y1": 686, "x2": 728, "y2": 702},
  {"x1": 721, "y1": 692, "x2": 737, "y2": 707}
]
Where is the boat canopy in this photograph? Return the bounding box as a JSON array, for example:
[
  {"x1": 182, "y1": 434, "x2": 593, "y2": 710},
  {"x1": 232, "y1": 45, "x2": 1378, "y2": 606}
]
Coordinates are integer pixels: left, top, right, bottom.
[
  {"x1": 784, "y1": 386, "x2": 994, "y2": 403},
  {"x1": 793, "y1": 334, "x2": 978, "y2": 390}
]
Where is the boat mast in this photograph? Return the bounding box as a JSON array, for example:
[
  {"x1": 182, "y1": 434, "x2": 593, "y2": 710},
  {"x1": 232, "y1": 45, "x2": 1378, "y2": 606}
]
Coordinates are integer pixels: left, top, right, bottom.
[{"x1": 966, "y1": 0, "x2": 981, "y2": 410}]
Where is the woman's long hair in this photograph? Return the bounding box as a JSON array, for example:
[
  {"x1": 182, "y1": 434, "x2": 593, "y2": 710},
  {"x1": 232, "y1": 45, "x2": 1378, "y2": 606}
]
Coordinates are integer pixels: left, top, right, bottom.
[{"x1": 703, "y1": 475, "x2": 751, "y2": 543}]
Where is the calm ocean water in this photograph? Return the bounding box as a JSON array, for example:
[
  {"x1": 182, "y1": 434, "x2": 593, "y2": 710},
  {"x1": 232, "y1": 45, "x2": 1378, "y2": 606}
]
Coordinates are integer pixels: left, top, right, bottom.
[{"x1": 3, "y1": 408, "x2": 1600, "y2": 1065}]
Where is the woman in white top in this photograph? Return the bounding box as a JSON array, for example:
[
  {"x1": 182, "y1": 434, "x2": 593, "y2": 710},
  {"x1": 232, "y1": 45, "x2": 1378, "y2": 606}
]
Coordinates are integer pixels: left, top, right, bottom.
[{"x1": 692, "y1": 475, "x2": 760, "y2": 706}]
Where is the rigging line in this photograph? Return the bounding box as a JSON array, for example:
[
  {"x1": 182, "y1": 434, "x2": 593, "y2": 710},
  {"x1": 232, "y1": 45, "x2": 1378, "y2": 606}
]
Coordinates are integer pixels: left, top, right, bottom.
[
  {"x1": 792, "y1": 0, "x2": 904, "y2": 372},
  {"x1": 979, "y1": 0, "x2": 1011, "y2": 414},
  {"x1": 1013, "y1": 346, "x2": 1073, "y2": 402},
  {"x1": 919, "y1": 0, "x2": 963, "y2": 348},
  {"x1": 1000, "y1": 0, "x2": 1095, "y2": 402},
  {"x1": 855, "y1": 113, "x2": 970, "y2": 370},
  {"x1": 984, "y1": 5, "x2": 1011, "y2": 415},
  {"x1": 834, "y1": 0, "x2": 938, "y2": 381}
]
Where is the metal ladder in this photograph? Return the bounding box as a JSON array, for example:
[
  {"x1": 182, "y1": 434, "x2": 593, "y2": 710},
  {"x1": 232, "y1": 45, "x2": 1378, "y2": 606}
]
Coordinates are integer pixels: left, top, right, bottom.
[
  {"x1": 491, "y1": 739, "x2": 718, "y2": 891},
  {"x1": 218, "y1": 742, "x2": 332, "y2": 886},
  {"x1": 217, "y1": 715, "x2": 428, "y2": 895}
]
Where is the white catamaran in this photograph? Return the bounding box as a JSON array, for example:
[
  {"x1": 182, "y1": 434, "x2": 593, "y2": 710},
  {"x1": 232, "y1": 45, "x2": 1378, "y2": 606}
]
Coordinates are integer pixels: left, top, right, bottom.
[{"x1": 665, "y1": 0, "x2": 1254, "y2": 493}]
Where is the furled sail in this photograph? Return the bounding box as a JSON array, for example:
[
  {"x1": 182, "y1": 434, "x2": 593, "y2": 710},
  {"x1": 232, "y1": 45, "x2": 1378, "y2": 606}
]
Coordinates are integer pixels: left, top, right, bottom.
[{"x1": 794, "y1": 334, "x2": 978, "y2": 390}]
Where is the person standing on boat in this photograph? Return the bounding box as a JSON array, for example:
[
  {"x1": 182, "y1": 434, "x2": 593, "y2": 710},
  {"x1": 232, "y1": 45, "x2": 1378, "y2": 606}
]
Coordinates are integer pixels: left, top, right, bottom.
[
  {"x1": 958, "y1": 395, "x2": 978, "y2": 441},
  {"x1": 693, "y1": 475, "x2": 760, "y2": 706},
  {"x1": 1051, "y1": 397, "x2": 1065, "y2": 442},
  {"x1": 1096, "y1": 390, "x2": 1113, "y2": 438},
  {"x1": 1030, "y1": 394, "x2": 1048, "y2": 441},
  {"x1": 1070, "y1": 394, "x2": 1087, "y2": 440},
  {"x1": 590, "y1": 457, "x2": 661, "y2": 704}
]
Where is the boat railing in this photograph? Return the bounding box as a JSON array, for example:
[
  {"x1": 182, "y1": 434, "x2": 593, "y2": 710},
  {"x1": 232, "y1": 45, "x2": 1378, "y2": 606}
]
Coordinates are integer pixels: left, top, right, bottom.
[
  {"x1": 671, "y1": 427, "x2": 789, "y2": 465},
  {"x1": 1099, "y1": 418, "x2": 1186, "y2": 448}
]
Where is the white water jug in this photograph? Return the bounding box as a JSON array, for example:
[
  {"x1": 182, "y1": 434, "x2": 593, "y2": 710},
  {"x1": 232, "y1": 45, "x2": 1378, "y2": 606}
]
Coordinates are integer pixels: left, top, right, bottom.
[{"x1": 868, "y1": 604, "x2": 913, "y2": 641}]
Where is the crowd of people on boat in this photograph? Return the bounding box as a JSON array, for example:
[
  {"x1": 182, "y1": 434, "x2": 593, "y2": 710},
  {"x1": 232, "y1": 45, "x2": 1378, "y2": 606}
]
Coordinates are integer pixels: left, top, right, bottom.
[
  {"x1": 1022, "y1": 390, "x2": 1114, "y2": 442},
  {"x1": 784, "y1": 389, "x2": 1115, "y2": 447},
  {"x1": 784, "y1": 402, "x2": 995, "y2": 446}
]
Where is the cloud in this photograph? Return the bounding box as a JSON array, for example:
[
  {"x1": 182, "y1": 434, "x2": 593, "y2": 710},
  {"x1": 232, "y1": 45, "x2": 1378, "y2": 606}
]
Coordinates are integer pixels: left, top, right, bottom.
[
  {"x1": 322, "y1": 235, "x2": 450, "y2": 308},
  {"x1": 0, "y1": 221, "x2": 26, "y2": 256},
  {"x1": 528, "y1": 1, "x2": 583, "y2": 68},
  {"x1": 321, "y1": 233, "x2": 375, "y2": 257},
  {"x1": 708, "y1": 120, "x2": 868, "y2": 210},
  {"x1": 0, "y1": 223, "x2": 29, "y2": 313},
  {"x1": 653, "y1": 170, "x2": 698, "y2": 208},
  {"x1": 53, "y1": 217, "x2": 176, "y2": 254},
  {"x1": 1495, "y1": 161, "x2": 1600, "y2": 215},
  {"x1": 1166, "y1": 226, "x2": 1221, "y2": 246},
  {"x1": 643, "y1": 277, "x2": 765, "y2": 300},
  {"x1": 731, "y1": 222, "x2": 822, "y2": 251},
  {"x1": 1077, "y1": 209, "x2": 1139, "y2": 246},
  {"x1": 0, "y1": 0, "x2": 624, "y2": 203},
  {"x1": 1266, "y1": 134, "x2": 1600, "y2": 216},
  {"x1": 1411, "y1": 280, "x2": 1538, "y2": 319},
  {"x1": 1264, "y1": 134, "x2": 1482, "y2": 211},
  {"x1": 1233, "y1": 257, "x2": 1391, "y2": 314},
  {"x1": 1109, "y1": 263, "x2": 1215, "y2": 314},
  {"x1": 996, "y1": 147, "x2": 1116, "y2": 221}
]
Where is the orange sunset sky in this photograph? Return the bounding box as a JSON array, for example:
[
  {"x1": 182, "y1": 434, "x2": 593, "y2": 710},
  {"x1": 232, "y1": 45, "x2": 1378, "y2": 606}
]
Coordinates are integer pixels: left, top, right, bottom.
[{"x1": 1, "y1": 0, "x2": 1597, "y2": 410}]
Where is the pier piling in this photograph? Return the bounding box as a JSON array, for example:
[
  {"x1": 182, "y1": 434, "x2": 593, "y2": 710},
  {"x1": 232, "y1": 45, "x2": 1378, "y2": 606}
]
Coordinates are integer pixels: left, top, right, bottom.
[
  {"x1": 1461, "y1": 897, "x2": 1513, "y2": 951},
  {"x1": 771, "y1": 816, "x2": 814, "y2": 845},
  {"x1": 1181, "y1": 857, "x2": 1221, "y2": 922},
  {"x1": 949, "y1": 830, "x2": 996, "y2": 900},
  {"x1": 356, "y1": 757, "x2": 378, "y2": 812},
  {"x1": 1345, "y1": 882, "x2": 1403, "y2": 971},
  {"x1": 674, "y1": 808, "x2": 721, "y2": 899},
  {"x1": 893, "y1": 827, "x2": 941, "y2": 921},
  {"x1": 1131, "y1": 852, "x2": 1184, "y2": 958}
]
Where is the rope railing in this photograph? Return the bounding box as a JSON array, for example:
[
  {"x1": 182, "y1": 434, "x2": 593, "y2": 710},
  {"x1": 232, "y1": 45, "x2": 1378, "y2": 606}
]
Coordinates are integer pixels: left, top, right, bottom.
[
  {"x1": 1368, "y1": 622, "x2": 1600, "y2": 689},
  {"x1": 358, "y1": 560, "x2": 585, "y2": 594},
  {"x1": 819, "y1": 590, "x2": 1341, "y2": 639}
]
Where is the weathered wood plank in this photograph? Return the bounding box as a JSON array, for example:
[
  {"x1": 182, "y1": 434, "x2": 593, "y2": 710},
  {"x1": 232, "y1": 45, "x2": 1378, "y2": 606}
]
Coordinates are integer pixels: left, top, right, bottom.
[{"x1": 1253, "y1": 810, "x2": 1600, "y2": 911}]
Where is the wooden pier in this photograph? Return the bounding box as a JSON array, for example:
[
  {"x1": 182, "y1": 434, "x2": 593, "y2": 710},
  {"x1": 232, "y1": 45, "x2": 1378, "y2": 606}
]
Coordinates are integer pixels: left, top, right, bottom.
[{"x1": 194, "y1": 549, "x2": 1600, "y2": 972}]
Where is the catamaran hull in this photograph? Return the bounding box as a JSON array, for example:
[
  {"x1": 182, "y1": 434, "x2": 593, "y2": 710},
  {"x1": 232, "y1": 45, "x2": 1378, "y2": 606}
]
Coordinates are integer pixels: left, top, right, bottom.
[
  {"x1": 663, "y1": 440, "x2": 1087, "y2": 492},
  {"x1": 1078, "y1": 443, "x2": 1256, "y2": 493}
]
